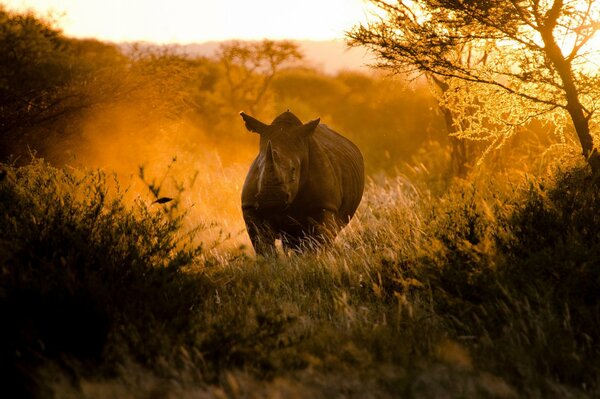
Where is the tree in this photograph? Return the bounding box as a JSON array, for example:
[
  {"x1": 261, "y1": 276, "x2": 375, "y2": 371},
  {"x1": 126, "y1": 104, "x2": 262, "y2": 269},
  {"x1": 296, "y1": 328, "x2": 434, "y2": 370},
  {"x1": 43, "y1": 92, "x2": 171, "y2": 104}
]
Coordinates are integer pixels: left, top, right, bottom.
[
  {"x1": 429, "y1": 74, "x2": 471, "y2": 177},
  {"x1": 216, "y1": 40, "x2": 303, "y2": 114},
  {"x1": 0, "y1": 7, "x2": 129, "y2": 159},
  {"x1": 0, "y1": 7, "x2": 202, "y2": 162},
  {"x1": 0, "y1": 8, "x2": 76, "y2": 144},
  {"x1": 348, "y1": 0, "x2": 600, "y2": 172}
]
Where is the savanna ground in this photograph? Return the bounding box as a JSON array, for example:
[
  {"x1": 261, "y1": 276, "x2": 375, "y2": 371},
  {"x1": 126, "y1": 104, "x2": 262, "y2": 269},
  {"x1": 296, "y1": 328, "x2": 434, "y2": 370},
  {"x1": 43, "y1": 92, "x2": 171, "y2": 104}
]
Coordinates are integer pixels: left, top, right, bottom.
[{"x1": 2, "y1": 6, "x2": 600, "y2": 398}]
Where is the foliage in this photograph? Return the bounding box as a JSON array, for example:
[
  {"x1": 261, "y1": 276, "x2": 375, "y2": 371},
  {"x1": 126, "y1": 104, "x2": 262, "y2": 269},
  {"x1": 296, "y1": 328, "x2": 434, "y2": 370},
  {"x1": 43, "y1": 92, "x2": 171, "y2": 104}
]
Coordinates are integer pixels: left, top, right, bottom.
[
  {"x1": 413, "y1": 165, "x2": 600, "y2": 395},
  {"x1": 0, "y1": 160, "x2": 311, "y2": 397},
  {"x1": 0, "y1": 160, "x2": 197, "y2": 395},
  {"x1": 0, "y1": 7, "x2": 131, "y2": 158},
  {"x1": 348, "y1": 0, "x2": 600, "y2": 170},
  {"x1": 2, "y1": 159, "x2": 600, "y2": 397},
  {"x1": 0, "y1": 7, "x2": 454, "y2": 174},
  {"x1": 0, "y1": 7, "x2": 209, "y2": 163},
  {"x1": 497, "y1": 167, "x2": 600, "y2": 355},
  {"x1": 216, "y1": 39, "x2": 303, "y2": 115}
]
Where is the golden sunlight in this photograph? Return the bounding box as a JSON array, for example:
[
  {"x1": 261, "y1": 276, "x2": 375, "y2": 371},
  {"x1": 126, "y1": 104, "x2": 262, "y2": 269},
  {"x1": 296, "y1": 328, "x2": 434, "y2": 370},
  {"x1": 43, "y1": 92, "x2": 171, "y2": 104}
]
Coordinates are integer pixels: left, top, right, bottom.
[
  {"x1": 566, "y1": 33, "x2": 600, "y2": 73},
  {"x1": 552, "y1": 1, "x2": 600, "y2": 73},
  {"x1": 5, "y1": 0, "x2": 600, "y2": 396},
  {"x1": 3, "y1": 0, "x2": 375, "y2": 42}
]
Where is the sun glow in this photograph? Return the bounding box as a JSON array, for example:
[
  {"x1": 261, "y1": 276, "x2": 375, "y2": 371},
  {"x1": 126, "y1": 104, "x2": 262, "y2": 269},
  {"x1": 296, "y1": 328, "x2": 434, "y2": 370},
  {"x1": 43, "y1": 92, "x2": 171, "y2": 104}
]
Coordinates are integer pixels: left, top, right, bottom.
[
  {"x1": 559, "y1": 32, "x2": 600, "y2": 74},
  {"x1": 552, "y1": 1, "x2": 600, "y2": 74},
  {"x1": 3, "y1": 0, "x2": 375, "y2": 43}
]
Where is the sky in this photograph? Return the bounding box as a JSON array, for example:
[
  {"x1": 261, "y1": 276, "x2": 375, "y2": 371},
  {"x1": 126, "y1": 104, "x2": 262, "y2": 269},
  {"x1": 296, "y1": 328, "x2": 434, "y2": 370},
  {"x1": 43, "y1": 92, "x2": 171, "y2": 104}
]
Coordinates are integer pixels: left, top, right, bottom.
[{"x1": 3, "y1": 0, "x2": 375, "y2": 43}]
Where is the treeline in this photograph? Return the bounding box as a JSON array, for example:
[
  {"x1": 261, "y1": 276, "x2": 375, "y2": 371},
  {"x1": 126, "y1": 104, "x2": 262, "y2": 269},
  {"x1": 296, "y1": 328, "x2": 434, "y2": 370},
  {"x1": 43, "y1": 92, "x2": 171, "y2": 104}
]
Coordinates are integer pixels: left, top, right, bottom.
[{"x1": 0, "y1": 6, "x2": 448, "y2": 174}]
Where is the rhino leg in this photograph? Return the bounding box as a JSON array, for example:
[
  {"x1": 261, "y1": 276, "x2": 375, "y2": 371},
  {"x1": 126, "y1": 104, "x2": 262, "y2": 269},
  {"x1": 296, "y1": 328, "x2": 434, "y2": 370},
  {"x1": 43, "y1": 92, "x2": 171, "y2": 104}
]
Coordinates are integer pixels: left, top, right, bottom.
[
  {"x1": 281, "y1": 231, "x2": 303, "y2": 254},
  {"x1": 243, "y1": 209, "x2": 277, "y2": 256}
]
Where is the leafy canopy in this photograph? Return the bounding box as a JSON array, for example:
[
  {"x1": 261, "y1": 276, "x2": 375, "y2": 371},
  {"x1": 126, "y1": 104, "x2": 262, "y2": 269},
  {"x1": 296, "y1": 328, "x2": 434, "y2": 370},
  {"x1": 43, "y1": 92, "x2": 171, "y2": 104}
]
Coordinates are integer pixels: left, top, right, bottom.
[{"x1": 348, "y1": 0, "x2": 600, "y2": 164}]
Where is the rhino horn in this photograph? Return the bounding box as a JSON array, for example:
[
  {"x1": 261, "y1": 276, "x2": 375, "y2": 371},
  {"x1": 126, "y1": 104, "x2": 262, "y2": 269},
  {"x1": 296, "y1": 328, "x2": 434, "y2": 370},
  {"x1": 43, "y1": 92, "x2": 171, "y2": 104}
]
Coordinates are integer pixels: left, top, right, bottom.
[
  {"x1": 260, "y1": 141, "x2": 282, "y2": 188},
  {"x1": 265, "y1": 140, "x2": 275, "y2": 165},
  {"x1": 240, "y1": 111, "x2": 268, "y2": 134}
]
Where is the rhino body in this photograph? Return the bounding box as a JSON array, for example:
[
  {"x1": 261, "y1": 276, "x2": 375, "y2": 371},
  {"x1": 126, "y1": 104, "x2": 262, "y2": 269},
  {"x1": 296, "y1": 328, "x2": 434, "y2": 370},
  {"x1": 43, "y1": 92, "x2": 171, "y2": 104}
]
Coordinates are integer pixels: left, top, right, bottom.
[{"x1": 240, "y1": 111, "x2": 364, "y2": 255}]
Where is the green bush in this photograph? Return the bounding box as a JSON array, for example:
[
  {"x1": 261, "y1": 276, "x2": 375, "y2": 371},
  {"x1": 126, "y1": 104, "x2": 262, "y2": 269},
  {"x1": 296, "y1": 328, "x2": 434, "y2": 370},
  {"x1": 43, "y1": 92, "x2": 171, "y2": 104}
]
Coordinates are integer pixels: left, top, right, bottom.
[
  {"x1": 399, "y1": 166, "x2": 600, "y2": 394},
  {"x1": 493, "y1": 167, "x2": 600, "y2": 389},
  {"x1": 0, "y1": 160, "x2": 204, "y2": 395}
]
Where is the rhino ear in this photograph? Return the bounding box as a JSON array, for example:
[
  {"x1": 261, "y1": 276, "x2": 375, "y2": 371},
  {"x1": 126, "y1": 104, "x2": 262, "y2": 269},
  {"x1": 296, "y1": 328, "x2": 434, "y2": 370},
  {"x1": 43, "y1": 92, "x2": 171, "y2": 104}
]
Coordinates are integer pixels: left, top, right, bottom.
[
  {"x1": 301, "y1": 118, "x2": 320, "y2": 136},
  {"x1": 240, "y1": 111, "x2": 268, "y2": 134}
]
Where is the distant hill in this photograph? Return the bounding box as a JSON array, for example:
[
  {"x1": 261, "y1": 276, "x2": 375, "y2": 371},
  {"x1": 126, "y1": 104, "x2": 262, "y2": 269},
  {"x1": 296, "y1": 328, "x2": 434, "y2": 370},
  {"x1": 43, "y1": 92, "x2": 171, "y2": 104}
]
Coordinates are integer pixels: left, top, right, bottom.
[
  {"x1": 119, "y1": 40, "x2": 375, "y2": 74},
  {"x1": 294, "y1": 40, "x2": 375, "y2": 74}
]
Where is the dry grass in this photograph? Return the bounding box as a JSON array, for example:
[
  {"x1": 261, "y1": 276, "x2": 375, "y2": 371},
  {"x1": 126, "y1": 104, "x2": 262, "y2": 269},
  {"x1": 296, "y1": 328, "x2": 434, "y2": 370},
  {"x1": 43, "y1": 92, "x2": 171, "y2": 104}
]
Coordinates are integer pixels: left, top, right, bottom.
[{"x1": 1, "y1": 158, "x2": 599, "y2": 398}]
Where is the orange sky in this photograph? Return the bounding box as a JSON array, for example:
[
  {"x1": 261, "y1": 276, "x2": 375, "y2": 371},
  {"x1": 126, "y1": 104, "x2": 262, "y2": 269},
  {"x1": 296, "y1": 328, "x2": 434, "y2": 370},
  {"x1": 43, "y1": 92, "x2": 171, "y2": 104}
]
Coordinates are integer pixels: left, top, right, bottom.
[{"x1": 3, "y1": 0, "x2": 376, "y2": 43}]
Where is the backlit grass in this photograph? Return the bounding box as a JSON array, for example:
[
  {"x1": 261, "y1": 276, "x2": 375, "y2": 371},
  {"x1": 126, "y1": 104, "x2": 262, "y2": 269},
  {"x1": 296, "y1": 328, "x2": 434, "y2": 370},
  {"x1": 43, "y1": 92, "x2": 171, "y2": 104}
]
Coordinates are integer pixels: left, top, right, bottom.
[{"x1": 1, "y1": 159, "x2": 599, "y2": 398}]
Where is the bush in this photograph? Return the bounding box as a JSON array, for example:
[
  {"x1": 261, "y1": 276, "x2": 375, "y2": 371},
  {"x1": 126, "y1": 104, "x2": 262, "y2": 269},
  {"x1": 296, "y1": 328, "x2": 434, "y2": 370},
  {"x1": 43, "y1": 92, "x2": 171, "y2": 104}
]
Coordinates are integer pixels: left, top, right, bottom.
[
  {"x1": 0, "y1": 160, "x2": 206, "y2": 396},
  {"x1": 401, "y1": 166, "x2": 600, "y2": 394},
  {"x1": 0, "y1": 160, "x2": 314, "y2": 398},
  {"x1": 4, "y1": 159, "x2": 600, "y2": 397},
  {"x1": 493, "y1": 167, "x2": 600, "y2": 389}
]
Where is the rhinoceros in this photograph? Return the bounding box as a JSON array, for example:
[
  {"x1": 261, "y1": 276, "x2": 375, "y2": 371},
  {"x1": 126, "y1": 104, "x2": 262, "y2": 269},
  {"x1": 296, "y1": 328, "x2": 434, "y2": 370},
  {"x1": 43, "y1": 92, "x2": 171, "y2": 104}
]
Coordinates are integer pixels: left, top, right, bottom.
[{"x1": 240, "y1": 110, "x2": 364, "y2": 256}]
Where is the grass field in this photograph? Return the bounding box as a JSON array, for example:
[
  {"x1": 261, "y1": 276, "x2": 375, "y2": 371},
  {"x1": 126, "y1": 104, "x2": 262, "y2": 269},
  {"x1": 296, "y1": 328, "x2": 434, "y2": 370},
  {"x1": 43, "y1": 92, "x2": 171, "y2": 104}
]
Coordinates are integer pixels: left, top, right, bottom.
[{"x1": 1, "y1": 158, "x2": 599, "y2": 398}]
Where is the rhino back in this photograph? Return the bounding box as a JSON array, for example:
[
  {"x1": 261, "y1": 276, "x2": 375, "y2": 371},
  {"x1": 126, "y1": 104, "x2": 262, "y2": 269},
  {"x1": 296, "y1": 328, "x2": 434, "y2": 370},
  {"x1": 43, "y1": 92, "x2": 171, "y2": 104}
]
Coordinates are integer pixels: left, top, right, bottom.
[{"x1": 305, "y1": 125, "x2": 364, "y2": 221}]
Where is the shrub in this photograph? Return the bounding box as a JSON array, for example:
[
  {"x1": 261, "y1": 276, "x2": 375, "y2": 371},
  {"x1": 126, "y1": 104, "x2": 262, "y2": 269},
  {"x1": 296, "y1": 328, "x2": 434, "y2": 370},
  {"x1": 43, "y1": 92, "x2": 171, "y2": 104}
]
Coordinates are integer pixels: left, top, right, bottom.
[
  {"x1": 0, "y1": 160, "x2": 206, "y2": 396},
  {"x1": 492, "y1": 167, "x2": 600, "y2": 389},
  {"x1": 409, "y1": 166, "x2": 600, "y2": 394}
]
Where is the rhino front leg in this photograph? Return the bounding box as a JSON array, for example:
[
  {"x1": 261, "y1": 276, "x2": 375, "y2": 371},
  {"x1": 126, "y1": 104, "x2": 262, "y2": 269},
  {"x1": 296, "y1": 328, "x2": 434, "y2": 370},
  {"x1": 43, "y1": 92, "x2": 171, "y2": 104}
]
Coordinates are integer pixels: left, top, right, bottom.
[
  {"x1": 281, "y1": 231, "x2": 303, "y2": 254},
  {"x1": 243, "y1": 209, "x2": 277, "y2": 257}
]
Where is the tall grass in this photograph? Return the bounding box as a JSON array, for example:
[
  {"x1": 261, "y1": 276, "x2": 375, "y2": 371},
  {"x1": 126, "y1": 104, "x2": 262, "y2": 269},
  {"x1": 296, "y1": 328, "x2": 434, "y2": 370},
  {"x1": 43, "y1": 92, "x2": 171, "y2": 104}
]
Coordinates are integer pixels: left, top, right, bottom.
[{"x1": 1, "y1": 159, "x2": 599, "y2": 398}]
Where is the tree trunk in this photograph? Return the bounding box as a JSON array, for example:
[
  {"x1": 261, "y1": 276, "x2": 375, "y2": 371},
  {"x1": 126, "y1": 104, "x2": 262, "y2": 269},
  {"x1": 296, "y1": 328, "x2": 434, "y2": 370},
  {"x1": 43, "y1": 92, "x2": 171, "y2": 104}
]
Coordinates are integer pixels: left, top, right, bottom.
[
  {"x1": 441, "y1": 106, "x2": 469, "y2": 177},
  {"x1": 430, "y1": 75, "x2": 469, "y2": 177},
  {"x1": 565, "y1": 101, "x2": 600, "y2": 173},
  {"x1": 540, "y1": 24, "x2": 600, "y2": 173}
]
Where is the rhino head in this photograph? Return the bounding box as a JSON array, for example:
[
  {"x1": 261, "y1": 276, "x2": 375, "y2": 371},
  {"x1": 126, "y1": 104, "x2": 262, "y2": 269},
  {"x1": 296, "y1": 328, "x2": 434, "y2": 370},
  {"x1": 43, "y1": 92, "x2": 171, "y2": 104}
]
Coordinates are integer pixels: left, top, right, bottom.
[{"x1": 241, "y1": 111, "x2": 320, "y2": 209}]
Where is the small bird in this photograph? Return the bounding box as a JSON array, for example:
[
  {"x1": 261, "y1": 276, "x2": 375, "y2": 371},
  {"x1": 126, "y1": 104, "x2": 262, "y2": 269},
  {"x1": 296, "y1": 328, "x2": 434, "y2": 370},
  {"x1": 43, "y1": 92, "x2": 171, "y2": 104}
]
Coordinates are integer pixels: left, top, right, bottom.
[{"x1": 153, "y1": 197, "x2": 173, "y2": 204}]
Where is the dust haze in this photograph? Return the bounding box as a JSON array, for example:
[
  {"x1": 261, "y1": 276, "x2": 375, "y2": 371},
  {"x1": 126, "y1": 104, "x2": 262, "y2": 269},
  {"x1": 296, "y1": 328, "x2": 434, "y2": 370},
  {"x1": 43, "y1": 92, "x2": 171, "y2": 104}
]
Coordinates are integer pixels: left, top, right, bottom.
[{"x1": 4, "y1": 33, "x2": 455, "y2": 252}]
